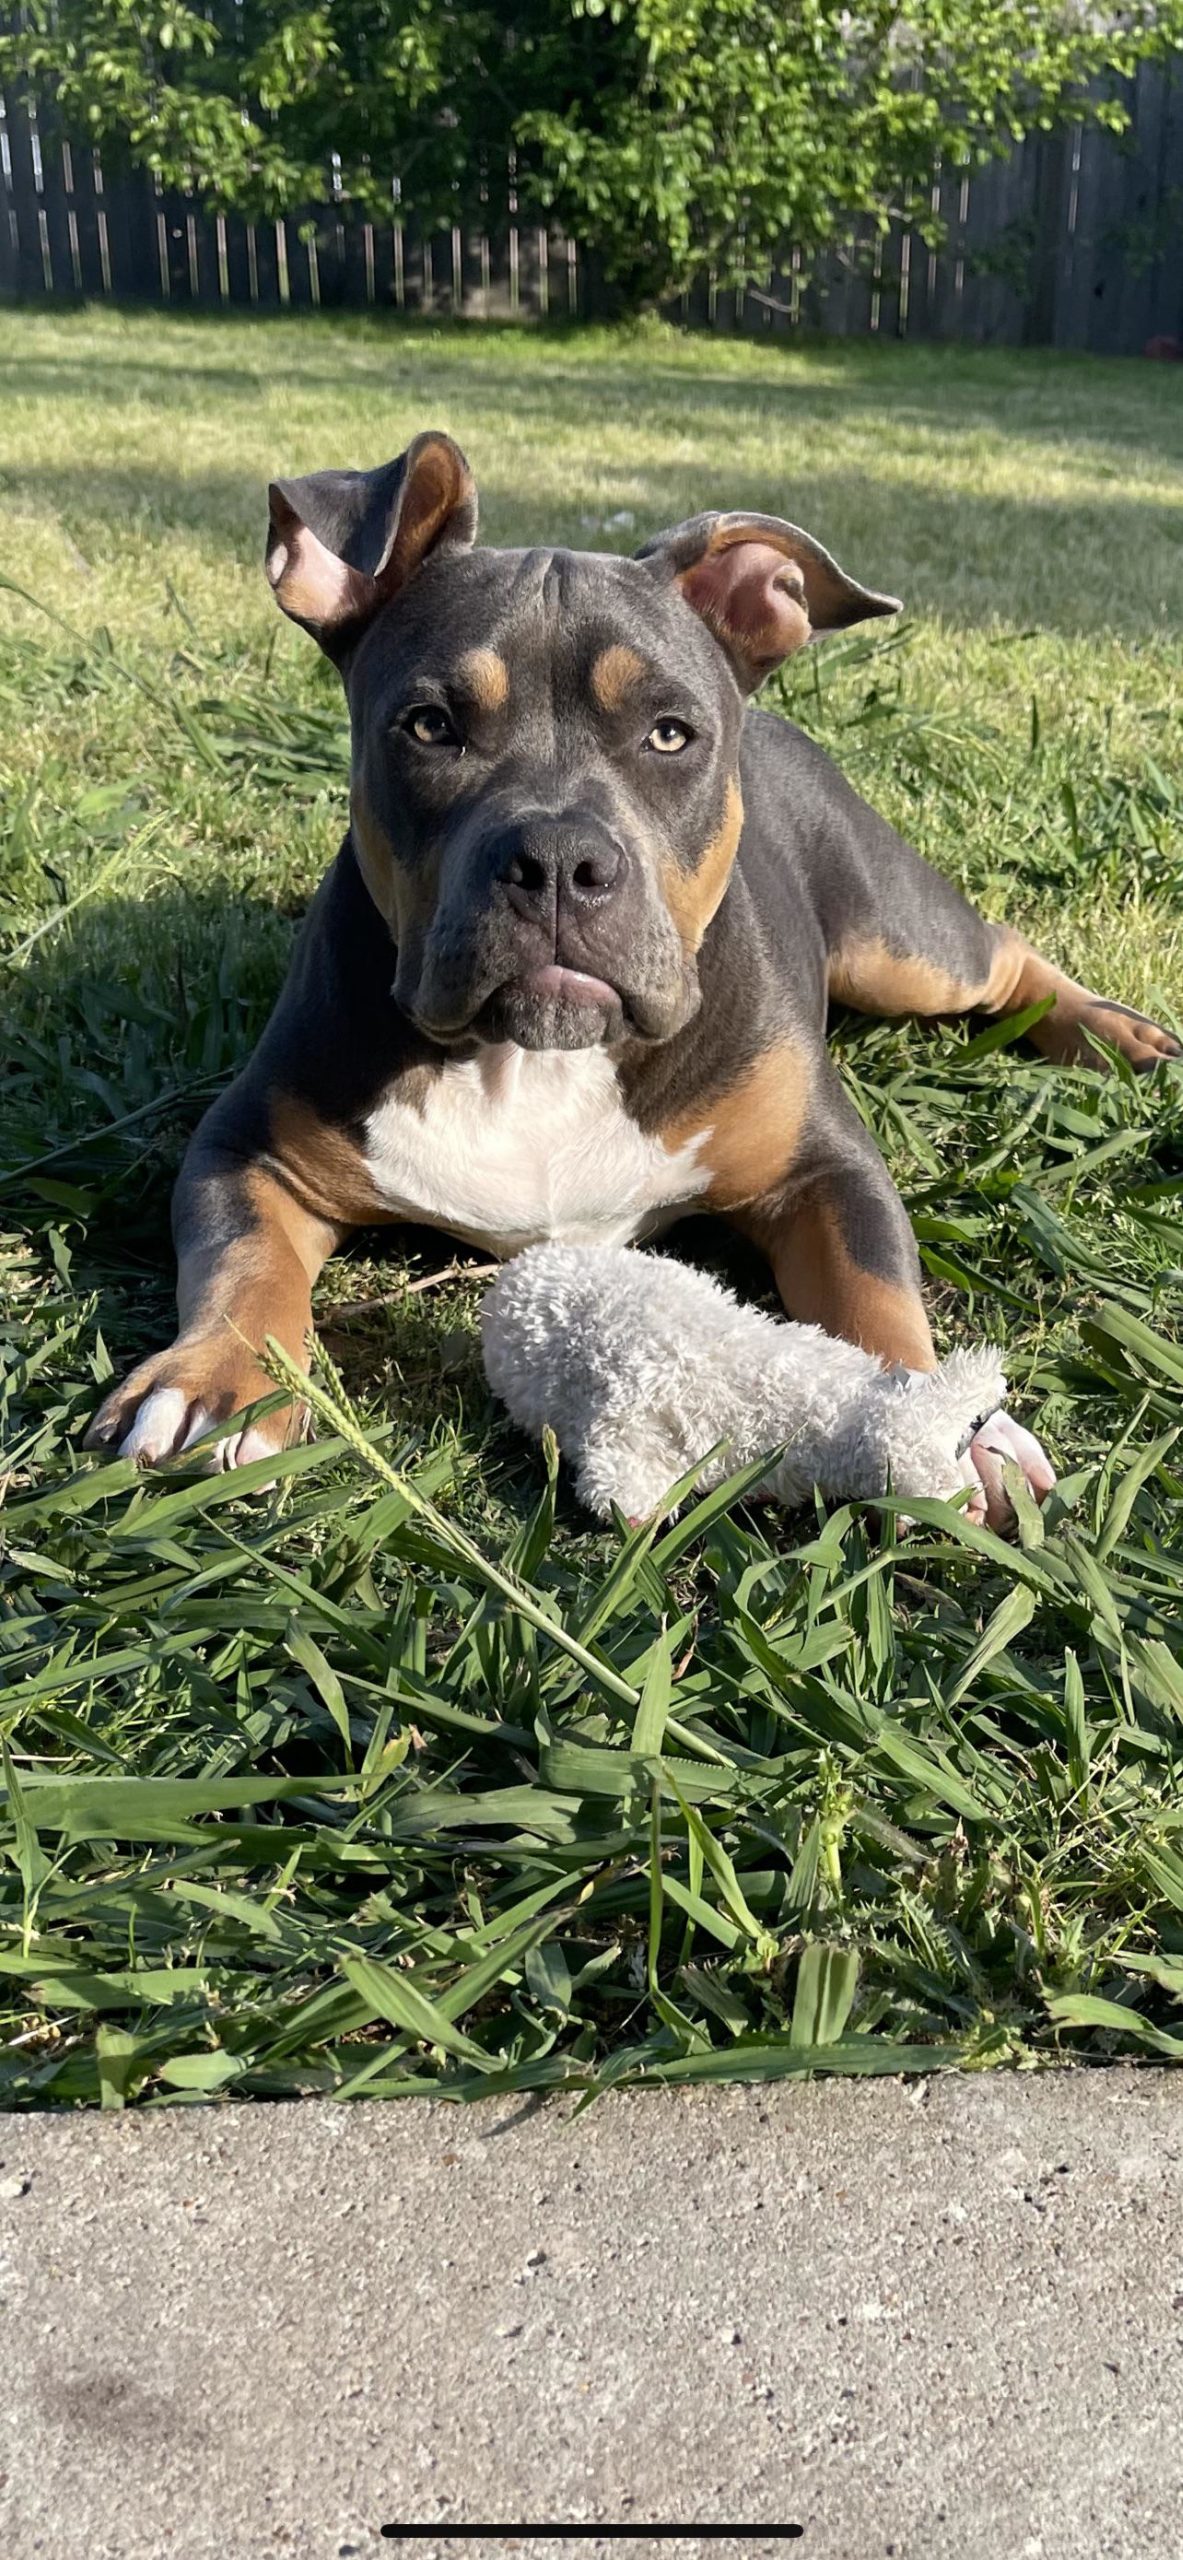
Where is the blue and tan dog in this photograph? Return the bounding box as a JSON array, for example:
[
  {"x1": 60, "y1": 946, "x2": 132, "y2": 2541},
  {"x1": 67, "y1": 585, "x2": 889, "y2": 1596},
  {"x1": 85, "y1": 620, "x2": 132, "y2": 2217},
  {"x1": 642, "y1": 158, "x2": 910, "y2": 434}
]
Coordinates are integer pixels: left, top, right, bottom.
[{"x1": 88, "y1": 431, "x2": 1179, "y2": 1522}]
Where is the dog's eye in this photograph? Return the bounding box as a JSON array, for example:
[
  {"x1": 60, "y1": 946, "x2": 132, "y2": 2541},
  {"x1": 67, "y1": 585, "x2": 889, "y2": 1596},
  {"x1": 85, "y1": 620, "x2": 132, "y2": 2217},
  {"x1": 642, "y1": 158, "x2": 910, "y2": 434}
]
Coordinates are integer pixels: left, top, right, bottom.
[
  {"x1": 646, "y1": 718, "x2": 692, "y2": 755},
  {"x1": 405, "y1": 704, "x2": 458, "y2": 747}
]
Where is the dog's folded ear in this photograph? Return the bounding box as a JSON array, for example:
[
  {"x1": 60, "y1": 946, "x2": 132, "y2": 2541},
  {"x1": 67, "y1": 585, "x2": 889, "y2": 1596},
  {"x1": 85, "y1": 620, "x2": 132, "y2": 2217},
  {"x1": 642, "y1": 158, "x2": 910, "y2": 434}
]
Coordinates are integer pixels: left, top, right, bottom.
[
  {"x1": 265, "y1": 431, "x2": 477, "y2": 646},
  {"x1": 636, "y1": 510, "x2": 900, "y2": 692}
]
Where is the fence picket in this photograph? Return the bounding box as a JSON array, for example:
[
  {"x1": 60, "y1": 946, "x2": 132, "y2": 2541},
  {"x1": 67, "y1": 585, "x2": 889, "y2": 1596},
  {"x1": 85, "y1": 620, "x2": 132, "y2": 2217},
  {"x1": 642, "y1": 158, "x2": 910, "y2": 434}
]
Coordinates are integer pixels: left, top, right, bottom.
[{"x1": 0, "y1": 66, "x2": 1179, "y2": 354}]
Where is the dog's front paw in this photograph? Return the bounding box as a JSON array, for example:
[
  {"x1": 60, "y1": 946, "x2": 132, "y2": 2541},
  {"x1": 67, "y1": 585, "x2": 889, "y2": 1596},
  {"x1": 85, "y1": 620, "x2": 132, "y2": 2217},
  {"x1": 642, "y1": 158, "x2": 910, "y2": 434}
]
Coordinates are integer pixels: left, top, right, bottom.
[
  {"x1": 963, "y1": 1410, "x2": 1055, "y2": 1532},
  {"x1": 85, "y1": 1336, "x2": 304, "y2": 1472}
]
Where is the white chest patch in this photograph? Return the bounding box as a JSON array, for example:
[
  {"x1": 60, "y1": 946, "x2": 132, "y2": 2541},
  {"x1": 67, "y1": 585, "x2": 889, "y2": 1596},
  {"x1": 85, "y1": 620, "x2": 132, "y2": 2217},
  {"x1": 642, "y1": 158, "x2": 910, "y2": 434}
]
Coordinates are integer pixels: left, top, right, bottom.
[{"x1": 362, "y1": 1046, "x2": 710, "y2": 1256}]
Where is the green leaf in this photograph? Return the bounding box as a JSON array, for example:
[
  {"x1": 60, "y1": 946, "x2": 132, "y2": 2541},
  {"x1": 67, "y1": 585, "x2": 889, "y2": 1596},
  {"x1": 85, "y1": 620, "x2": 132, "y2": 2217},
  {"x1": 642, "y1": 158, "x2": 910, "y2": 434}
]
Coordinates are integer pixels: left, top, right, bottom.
[
  {"x1": 1081, "y1": 1306, "x2": 1183, "y2": 1389},
  {"x1": 633, "y1": 1625, "x2": 675, "y2": 1757},
  {"x1": 661, "y1": 1874, "x2": 741, "y2": 1951},
  {"x1": 1062, "y1": 1649, "x2": 1091, "y2": 1792},
  {"x1": 791, "y1": 1942, "x2": 861, "y2": 2047},
  {"x1": 667, "y1": 1777, "x2": 776, "y2": 1957},
  {"x1": 957, "y1": 994, "x2": 1057, "y2": 1060},
  {"x1": 942, "y1": 1584, "x2": 1036, "y2": 1710},
  {"x1": 524, "y1": 1939, "x2": 573, "y2": 2015},
  {"x1": 156, "y1": 2050, "x2": 247, "y2": 2090},
  {"x1": 285, "y1": 1617, "x2": 353, "y2": 1763},
  {"x1": 1046, "y1": 1994, "x2": 1183, "y2": 2057},
  {"x1": 95, "y1": 2025, "x2": 147, "y2": 2111},
  {"x1": 638, "y1": 2037, "x2": 959, "y2": 2085},
  {"x1": 6, "y1": 1773, "x2": 356, "y2": 1842},
  {"x1": 539, "y1": 1739, "x2": 734, "y2": 1805},
  {"x1": 1095, "y1": 1427, "x2": 1180, "y2": 1562},
  {"x1": 339, "y1": 1954, "x2": 499, "y2": 2069},
  {"x1": 0, "y1": 1735, "x2": 51, "y2": 1923}
]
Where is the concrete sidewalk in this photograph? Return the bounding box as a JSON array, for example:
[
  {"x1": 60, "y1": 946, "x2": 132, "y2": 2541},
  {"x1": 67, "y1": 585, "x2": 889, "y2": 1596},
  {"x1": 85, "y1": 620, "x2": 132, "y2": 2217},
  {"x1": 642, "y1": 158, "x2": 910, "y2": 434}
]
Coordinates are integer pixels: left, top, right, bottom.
[{"x1": 1, "y1": 2072, "x2": 1181, "y2": 2560}]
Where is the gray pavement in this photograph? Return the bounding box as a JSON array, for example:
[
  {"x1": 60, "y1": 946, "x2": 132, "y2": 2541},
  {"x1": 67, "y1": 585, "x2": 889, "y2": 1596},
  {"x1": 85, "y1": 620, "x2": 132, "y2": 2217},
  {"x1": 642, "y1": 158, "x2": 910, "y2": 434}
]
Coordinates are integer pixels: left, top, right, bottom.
[{"x1": 2, "y1": 2072, "x2": 1182, "y2": 2560}]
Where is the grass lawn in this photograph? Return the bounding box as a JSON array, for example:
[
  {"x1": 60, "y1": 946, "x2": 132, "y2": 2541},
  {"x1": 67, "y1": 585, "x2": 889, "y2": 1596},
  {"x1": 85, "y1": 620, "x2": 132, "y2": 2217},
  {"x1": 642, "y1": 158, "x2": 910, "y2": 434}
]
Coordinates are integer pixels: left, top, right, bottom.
[{"x1": 2, "y1": 304, "x2": 1182, "y2": 2108}]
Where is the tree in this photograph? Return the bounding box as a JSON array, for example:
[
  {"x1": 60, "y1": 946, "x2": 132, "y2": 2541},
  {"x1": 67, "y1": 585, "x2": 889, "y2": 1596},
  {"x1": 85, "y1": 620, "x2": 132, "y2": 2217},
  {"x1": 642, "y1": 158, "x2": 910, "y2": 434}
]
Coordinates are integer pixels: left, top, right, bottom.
[{"x1": 6, "y1": 1, "x2": 1183, "y2": 309}]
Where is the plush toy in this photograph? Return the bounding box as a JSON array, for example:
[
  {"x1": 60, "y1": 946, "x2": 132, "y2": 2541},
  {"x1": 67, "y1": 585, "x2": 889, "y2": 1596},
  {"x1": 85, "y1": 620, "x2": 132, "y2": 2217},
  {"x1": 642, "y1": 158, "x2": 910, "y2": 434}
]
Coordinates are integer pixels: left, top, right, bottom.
[{"x1": 482, "y1": 1241, "x2": 1035, "y2": 1526}]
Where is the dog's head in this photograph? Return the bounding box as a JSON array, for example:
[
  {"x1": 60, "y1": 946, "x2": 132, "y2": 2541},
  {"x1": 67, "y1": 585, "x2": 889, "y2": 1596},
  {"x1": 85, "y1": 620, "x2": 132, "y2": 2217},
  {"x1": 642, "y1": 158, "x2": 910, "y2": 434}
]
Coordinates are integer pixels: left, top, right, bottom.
[{"x1": 266, "y1": 430, "x2": 899, "y2": 1051}]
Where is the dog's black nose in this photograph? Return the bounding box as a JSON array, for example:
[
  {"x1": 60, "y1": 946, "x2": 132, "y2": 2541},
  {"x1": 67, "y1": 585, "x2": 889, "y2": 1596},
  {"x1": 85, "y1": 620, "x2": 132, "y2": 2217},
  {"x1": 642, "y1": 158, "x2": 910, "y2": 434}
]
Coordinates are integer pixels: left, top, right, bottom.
[{"x1": 493, "y1": 819, "x2": 626, "y2": 918}]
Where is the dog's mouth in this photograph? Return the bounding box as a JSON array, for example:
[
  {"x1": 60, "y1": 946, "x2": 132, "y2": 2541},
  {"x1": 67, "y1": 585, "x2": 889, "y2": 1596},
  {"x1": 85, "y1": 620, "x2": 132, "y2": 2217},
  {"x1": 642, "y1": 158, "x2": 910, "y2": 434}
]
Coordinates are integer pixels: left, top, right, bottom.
[
  {"x1": 412, "y1": 963, "x2": 680, "y2": 1053},
  {"x1": 474, "y1": 962, "x2": 629, "y2": 1052},
  {"x1": 401, "y1": 945, "x2": 696, "y2": 1052},
  {"x1": 517, "y1": 961, "x2": 619, "y2": 1009}
]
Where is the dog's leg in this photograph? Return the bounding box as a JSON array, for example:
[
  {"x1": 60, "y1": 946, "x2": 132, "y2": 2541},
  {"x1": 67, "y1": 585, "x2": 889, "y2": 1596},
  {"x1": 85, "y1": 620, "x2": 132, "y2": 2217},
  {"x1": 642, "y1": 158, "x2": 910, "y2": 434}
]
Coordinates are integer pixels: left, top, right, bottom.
[
  {"x1": 814, "y1": 785, "x2": 1179, "y2": 1069},
  {"x1": 86, "y1": 1141, "x2": 343, "y2": 1468},
  {"x1": 744, "y1": 1076, "x2": 936, "y2": 1366},
  {"x1": 829, "y1": 885, "x2": 1179, "y2": 1072},
  {"x1": 741, "y1": 1073, "x2": 1054, "y2": 1526}
]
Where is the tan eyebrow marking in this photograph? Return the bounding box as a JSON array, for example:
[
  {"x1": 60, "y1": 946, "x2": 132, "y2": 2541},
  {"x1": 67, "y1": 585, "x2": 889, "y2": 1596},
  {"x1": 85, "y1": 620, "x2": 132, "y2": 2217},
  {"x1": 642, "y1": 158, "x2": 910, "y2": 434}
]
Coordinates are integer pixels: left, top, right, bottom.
[
  {"x1": 591, "y1": 644, "x2": 648, "y2": 711},
  {"x1": 456, "y1": 648, "x2": 510, "y2": 712}
]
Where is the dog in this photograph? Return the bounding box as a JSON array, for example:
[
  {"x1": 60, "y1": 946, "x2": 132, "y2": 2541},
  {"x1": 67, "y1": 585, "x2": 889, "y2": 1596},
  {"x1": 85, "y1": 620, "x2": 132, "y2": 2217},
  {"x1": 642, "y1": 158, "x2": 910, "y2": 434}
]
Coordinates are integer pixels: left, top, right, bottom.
[{"x1": 86, "y1": 430, "x2": 1179, "y2": 1524}]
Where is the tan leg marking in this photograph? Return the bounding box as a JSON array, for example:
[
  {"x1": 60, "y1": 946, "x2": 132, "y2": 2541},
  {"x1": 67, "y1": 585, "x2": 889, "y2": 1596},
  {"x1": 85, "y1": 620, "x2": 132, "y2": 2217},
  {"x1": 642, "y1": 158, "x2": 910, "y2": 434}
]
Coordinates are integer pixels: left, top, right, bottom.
[
  {"x1": 659, "y1": 777, "x2": 744, "y2": 955},
  {"x1": 830, "y1": 928, "x2": 1180, "y2": 1070},
  {"x1": 457, "y1": 648, "x2": 510, "y2": 713},
  {"x1": 658, "y1": 1036, "x2": 811, "y2": 1211},
  {"x1": 349, "y1": 792, "x2": 398, "y2": 927},
  {"x1": 267, "y1": 1089, "x2": 395, "y2": 1226},
  {"x1": 86, "y1": 1172, "x2": 341, "y2": 1462},
  {"x1": 828, "y1": 938, "x2": 988, "y2": 1017},
  {"x1": 767, "y1": 1195, "x2": 937, "y2": 1372},
  {"x1": 591, "y1": 644, "x2": 647, "y2": 711},
  {"x1": 176, "y1": 1170, "x2": 334, "y2": 1361}
]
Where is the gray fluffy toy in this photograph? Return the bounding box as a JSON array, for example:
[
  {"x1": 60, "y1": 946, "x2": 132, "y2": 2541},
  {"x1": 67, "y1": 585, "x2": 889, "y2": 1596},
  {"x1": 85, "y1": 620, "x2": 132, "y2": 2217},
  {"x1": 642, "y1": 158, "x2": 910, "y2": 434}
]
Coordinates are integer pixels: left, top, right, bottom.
[{"x1": 482, "y1": 1242, "x2": 1009, "y2": 1524}]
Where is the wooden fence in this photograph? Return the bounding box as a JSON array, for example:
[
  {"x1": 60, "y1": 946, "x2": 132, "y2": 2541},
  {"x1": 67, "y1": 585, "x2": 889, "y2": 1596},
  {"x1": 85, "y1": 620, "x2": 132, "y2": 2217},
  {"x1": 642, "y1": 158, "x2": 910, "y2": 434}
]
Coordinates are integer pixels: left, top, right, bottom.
[{"x1": 2, "y1": 59, "x2": 1181, "y2": 353}]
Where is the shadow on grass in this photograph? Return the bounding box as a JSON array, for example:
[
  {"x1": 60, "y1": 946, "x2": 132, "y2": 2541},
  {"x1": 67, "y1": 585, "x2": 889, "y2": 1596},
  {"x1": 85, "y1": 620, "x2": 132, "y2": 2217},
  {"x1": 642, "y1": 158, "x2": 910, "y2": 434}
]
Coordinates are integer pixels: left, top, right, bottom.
[
  {"x1": 6, "y1": 308, "x2": 1183, "y2": 448},
  {"x1": 3, "y1": 878, "x2": 293, "y2": 1280},
  {"x1": 4, "y1": 449, "x2": 1182, "y2": 639}
]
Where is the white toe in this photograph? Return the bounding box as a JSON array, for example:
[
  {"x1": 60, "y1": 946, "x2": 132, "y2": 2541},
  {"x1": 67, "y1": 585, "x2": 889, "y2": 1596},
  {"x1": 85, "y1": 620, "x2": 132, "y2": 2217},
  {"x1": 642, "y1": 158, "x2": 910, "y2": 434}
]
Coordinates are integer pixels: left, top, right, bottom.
[
  {"x1": 994, "y1": 1413, "x2": 1056, "y2": 1496},
  {"x1": 952, "y1": 1444, "x2": 988, "y2": 1525},
  {"x1": 119, "y1": 1387, "x2": 192, "y2": 1465},
  {"x1": 972, "y1": 1409, "x2": 1056, "y2": 1500},
  {"x1": 967, "y1": 1408, "x2": 1056, "y2": 1529},
  {"x1": 233, "y1": 1423, "x2": 283, "y2": 1469},
  {"x1": 174, "y1": 1409, "x2": 283, "y2": 1475},
  {"x1": 179, "y1": 1403, "x2": 216, "y2": 1454}
]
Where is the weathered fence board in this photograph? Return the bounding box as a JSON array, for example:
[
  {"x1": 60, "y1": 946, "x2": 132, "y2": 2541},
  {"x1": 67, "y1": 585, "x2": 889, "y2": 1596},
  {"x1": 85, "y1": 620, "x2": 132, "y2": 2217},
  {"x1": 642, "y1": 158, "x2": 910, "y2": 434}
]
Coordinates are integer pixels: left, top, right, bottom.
[{"x1": 1, "y1": 61, "x2": 1181, "y2": 352}]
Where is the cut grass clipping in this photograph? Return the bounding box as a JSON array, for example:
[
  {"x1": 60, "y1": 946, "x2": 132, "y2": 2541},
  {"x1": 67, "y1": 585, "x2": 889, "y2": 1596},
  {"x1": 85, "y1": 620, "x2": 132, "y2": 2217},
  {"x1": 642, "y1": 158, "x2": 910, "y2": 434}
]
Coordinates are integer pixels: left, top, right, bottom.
[{"x1": 1, "y1": 314, "x2": 1182, "y2": 2107}]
